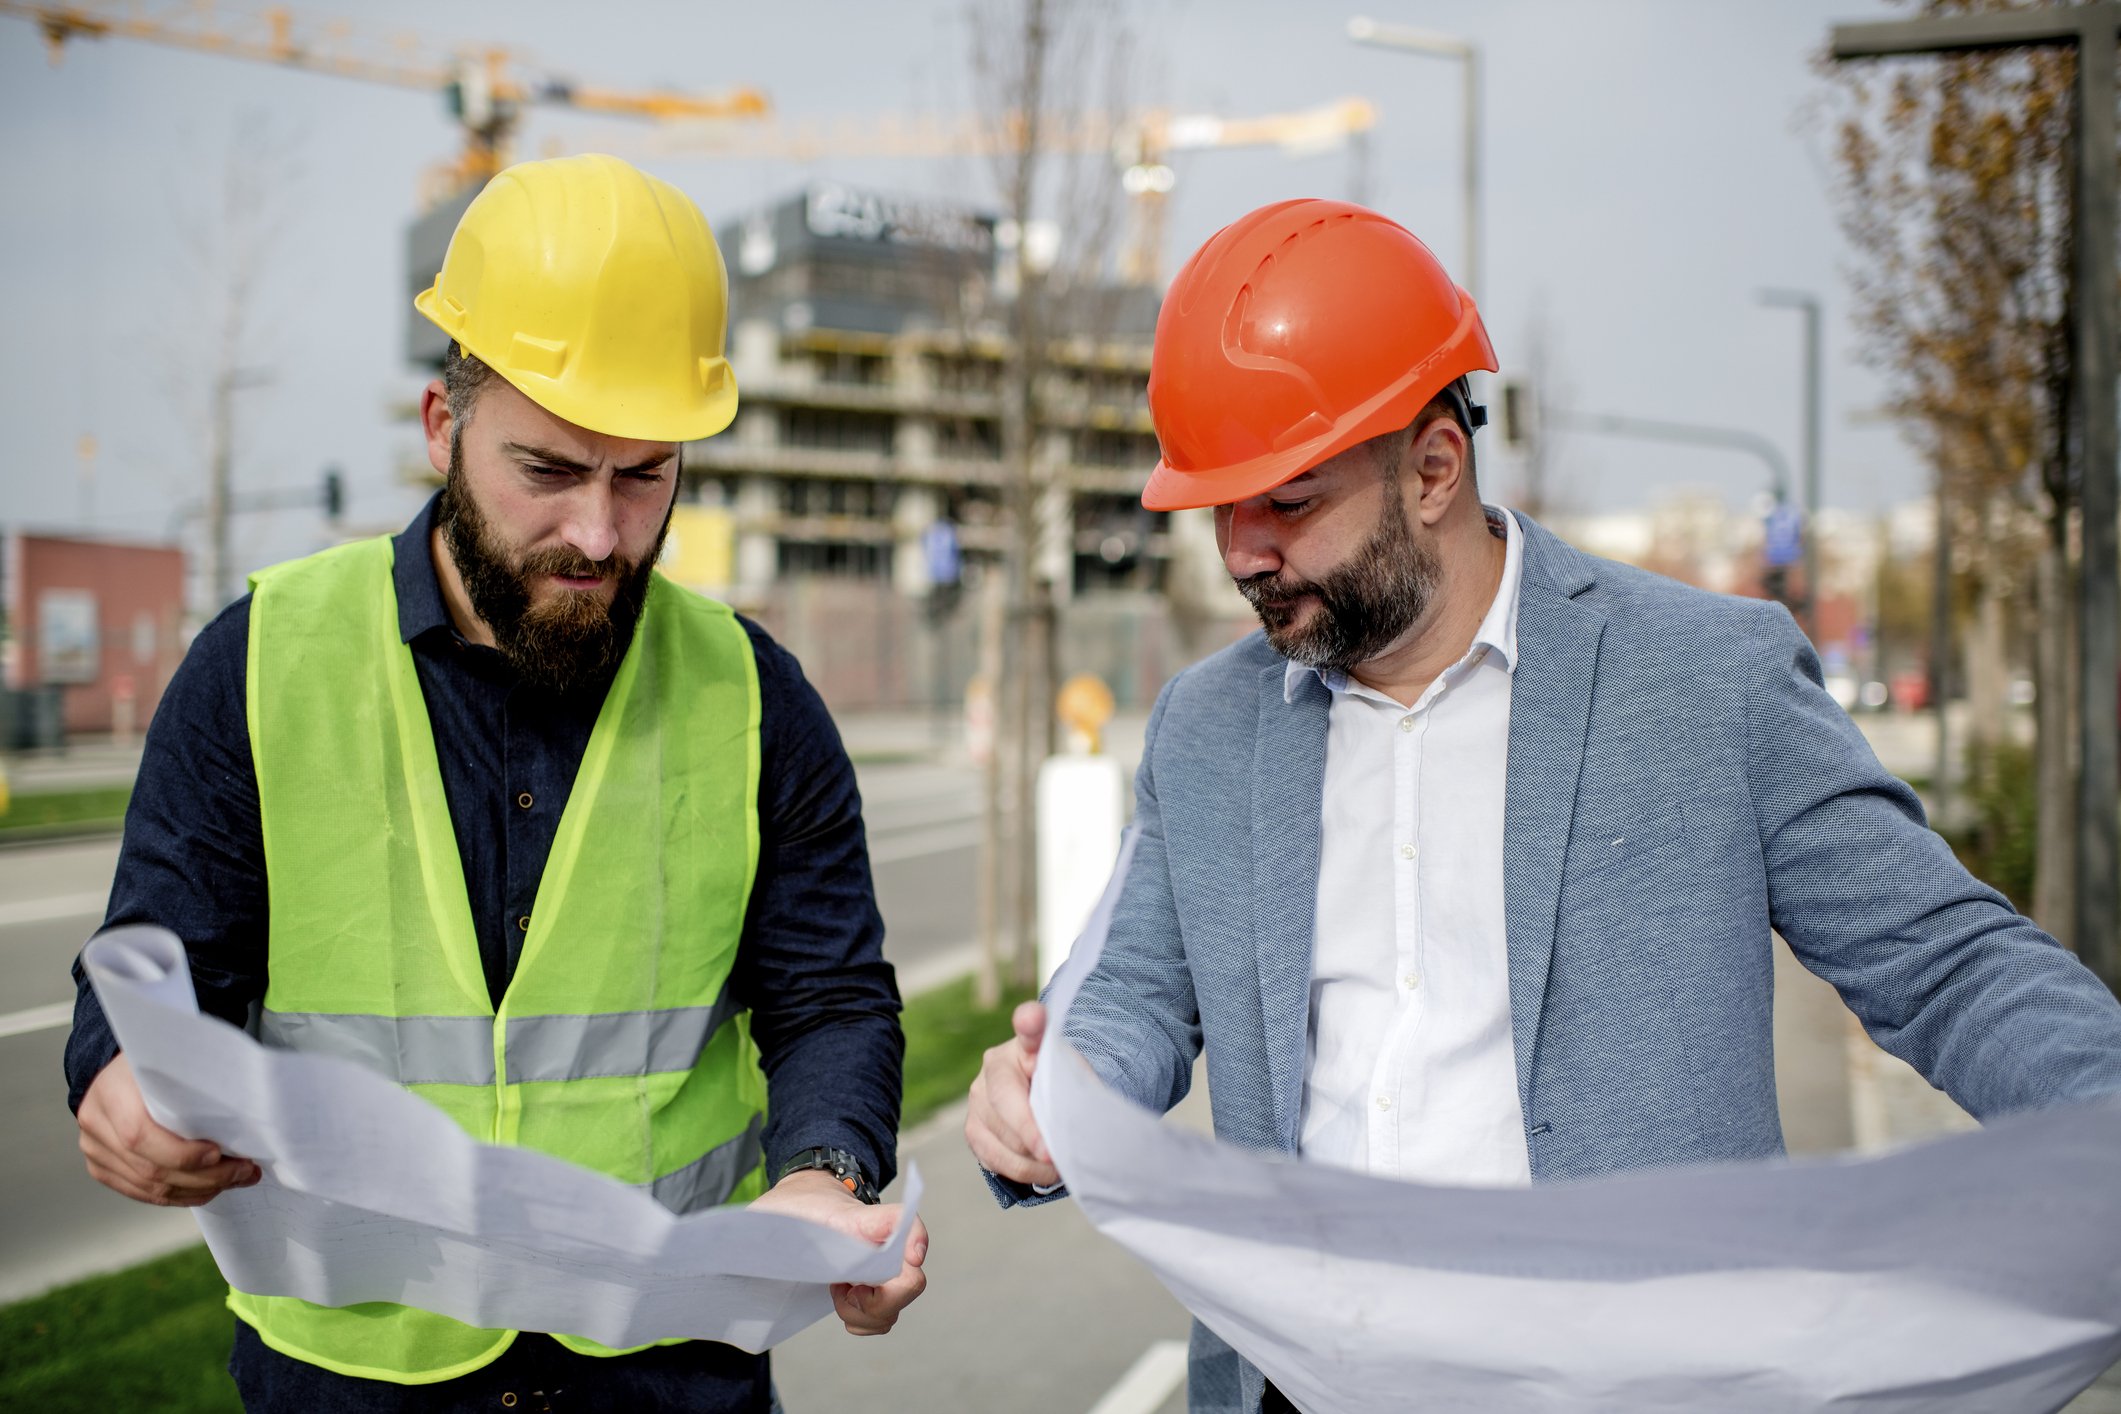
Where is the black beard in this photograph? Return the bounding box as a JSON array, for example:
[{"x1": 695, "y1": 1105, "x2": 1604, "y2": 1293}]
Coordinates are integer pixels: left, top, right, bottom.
[
  {"x1": 438, "y1": 438, "x2": 672, "y2": 696},
  {"x1": 1235, "y1": 479, "x2": 1442, "y2": 673}
]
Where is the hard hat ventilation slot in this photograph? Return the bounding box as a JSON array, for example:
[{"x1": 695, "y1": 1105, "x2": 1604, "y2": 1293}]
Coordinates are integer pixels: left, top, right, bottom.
[
  {"x1": 1272, "y1": 412, "x2": 1333, "y2": 452},
  {"x1": 509, "y1": 332, "x2": 570, "y2": 379}
]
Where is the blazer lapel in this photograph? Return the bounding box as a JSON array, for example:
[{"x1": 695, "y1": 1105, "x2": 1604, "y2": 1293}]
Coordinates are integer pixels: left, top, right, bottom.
[
  {"x1": 1253, "y1": 660, "x2": 1329, "y2": 1152},
  {"x1": 1503, "y1": 516, "x2": 1605, "y2": 1122}
]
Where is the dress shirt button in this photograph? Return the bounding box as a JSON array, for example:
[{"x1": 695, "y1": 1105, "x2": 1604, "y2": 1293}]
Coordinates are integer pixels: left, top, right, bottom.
[
  {"x1": 516, "y1": 791, "x2": 534, "y2": 810},
  {"x1": 1398, "y1": 715, "x2": 1415, "y2": 732},
  {"x1": 1403, "y1": 971, "x2": 1421, "y2": 990},
  {"x1": 1375, "y1": 1095, "x2": 1392, "y2": 1111},
  {"x1": 517, "y1": 914, "x2": 531, "y2": 932},
  {"x1": 1399, "y1": 842, "x2": 1417, "y2": 860}
]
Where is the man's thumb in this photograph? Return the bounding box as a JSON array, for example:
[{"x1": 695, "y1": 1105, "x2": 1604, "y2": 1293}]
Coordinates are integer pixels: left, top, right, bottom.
[{"x1": 1013, "y1": 1001, "x2": 1047, "y2": 1059}]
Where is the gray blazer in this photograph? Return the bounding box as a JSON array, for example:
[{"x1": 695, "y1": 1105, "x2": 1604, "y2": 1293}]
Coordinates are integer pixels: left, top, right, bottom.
[{"x1": 1006, "y1": 512, "x2": 2121, "y2": 1412}]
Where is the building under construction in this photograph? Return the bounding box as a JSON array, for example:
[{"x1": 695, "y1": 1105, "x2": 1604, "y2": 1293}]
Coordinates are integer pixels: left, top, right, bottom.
[{"x1": 694, "y1": 183, "x2": 1167, "y2": 599}]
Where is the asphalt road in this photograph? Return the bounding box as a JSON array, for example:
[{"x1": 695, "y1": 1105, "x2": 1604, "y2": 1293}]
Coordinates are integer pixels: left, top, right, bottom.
[
  {"x1": 0, "y1": 756, "x2": 989, "y2": 1304},
  {"x1": 773, "y1": 1099, "x2": 1197, "y2": 1414}
]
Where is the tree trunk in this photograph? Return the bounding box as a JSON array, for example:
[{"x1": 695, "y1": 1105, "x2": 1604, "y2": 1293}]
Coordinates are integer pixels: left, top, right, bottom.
[
  {"x1": 2032, "y1": 527, "x2": 2079, "y2": 944},
  {"x1": 973, "y1": 572, "x2": 1009, "y2": 1009},
  {"x1": 1963, "y1": 495, "x2": 2010, "y2": 754}
]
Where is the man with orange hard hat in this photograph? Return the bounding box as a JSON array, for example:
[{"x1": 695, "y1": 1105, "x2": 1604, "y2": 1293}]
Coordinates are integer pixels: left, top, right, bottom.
[
  {"x1": 967, "y1": 199, "x2": 2121, "y2": 1411},
  {"x1": 66, "y1": 154, "x2": 923, "y2": 1411}
]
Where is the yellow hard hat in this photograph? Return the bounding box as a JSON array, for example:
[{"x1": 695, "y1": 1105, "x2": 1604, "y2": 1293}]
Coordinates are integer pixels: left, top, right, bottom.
[{"x1": 414, "y1": 153, "x2": 738, "y2": 443}]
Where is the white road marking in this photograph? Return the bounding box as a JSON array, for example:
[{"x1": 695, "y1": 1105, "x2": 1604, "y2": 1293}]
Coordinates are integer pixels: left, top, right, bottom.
[
  {"x1": 867, "y1": 820, "x2": 984, "y2": 866},
  {"x1": 864, "y1": 795, "x2": 983, "y2": 833},
  {"x1": 0, "y1": 1001, "x2": 75, "y2": 1039},
  {"x1": 0, "y1": 891, "x2": 107, "y2": 929},
  {"x1": 1088, "y1": 1339, "x2": 1190, "y2": 1414}
]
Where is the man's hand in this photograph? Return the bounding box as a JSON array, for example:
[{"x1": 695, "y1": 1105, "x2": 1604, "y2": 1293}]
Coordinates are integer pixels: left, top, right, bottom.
[
  {"x1": 964, "y1": 1000, "x2": 1060, "y2": 1188},
  {"x1": 749, "y1": 1169, "x2": 928, "y2": 1336},
  {"x1": 77, "y1": 1053, "x2": 260, "y2": 1207}
]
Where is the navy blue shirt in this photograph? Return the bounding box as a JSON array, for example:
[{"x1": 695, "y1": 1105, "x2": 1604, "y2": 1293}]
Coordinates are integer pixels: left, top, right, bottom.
[{"x1": 66, "y1": 495, "x2": 904, "y2": 1195}]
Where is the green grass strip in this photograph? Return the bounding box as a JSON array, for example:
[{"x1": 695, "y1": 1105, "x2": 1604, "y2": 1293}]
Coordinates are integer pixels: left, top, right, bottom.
[
  {"x1": 0, "y1": 966, "x2": 1033, "y2": 1407},
  {"x1": 899, "y1": 970, "x2": 1037, "y2": 1131},
  {"x1": 0, "y1": 785, "x2": 131, "y2": 835},
  {"x1": 0, "y1": 1244, "x2": 238, "y2": 1413}
]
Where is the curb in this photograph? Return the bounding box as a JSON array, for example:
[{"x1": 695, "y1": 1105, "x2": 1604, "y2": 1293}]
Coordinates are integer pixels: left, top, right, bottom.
[{"x1": 0, "y1": 822, "x2": 124, "y2": 851}]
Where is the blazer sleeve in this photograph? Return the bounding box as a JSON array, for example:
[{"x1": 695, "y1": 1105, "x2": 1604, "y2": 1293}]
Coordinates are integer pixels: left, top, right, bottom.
[
  {"x1": 1745, "y1": 603, "x2": 2121, "y2": 1117},
  {"x1": 984, "y1": 673, "x2": 1206, "y2": 1209}
]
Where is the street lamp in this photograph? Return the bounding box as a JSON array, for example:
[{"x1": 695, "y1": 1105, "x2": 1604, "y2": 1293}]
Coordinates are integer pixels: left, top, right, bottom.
[
  {"x1": 1758, "y1": 288, "x2": 1822, "y2": 638},
  {"x1": 1347, "y1": 16, "x2": 1481, "y2": 307}
]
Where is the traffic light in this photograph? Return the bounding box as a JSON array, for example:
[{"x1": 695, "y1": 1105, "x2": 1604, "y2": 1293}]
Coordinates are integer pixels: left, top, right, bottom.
[
  {"x1": 1499, "y1": 379, "x2": 1535, "y2": 451},
  {"x1": 322, "y1": 467, "x2": 345, "y2": 522}
]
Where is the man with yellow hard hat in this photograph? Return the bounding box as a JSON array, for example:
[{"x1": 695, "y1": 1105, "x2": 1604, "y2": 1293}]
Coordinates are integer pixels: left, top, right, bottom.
[
  {"x1": 64, "y1": 154, "x2": 923, "y2": 1411},
  {"x1": 967, "y1": 199, "x2": 2121, "y2": 1412}
]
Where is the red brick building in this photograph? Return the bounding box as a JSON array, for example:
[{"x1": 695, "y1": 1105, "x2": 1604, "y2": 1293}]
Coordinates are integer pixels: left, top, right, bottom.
[{"x1": 4, "y1": 532, "x2": 188, "y2": 737}]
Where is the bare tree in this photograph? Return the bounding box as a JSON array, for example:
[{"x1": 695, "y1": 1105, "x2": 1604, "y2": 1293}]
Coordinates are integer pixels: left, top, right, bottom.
[
  {"x1": 1817, "y1": 0, "x2": 2086, "y2": 936},
  {"x1": 966, "y1": 0, "x2": 1135, "y2": 1001},
  {"x1": 158, "y1": 112, "x2": 306, "y2": 616}
]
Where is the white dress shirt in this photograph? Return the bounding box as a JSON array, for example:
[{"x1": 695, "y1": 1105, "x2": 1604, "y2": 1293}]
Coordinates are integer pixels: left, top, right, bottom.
[{"x1": 1293, "y1": 506, "x2": 1532, "y2": 1186}]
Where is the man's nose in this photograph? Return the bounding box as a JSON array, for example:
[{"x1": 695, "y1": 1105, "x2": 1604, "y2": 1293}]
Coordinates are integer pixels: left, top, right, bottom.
[
  {"x1": 560, "y1": 480, "x2": 619, "y2": 564},
  {"x1": 1219, "y1": 502, "x2": 1282, "y2": 582}
]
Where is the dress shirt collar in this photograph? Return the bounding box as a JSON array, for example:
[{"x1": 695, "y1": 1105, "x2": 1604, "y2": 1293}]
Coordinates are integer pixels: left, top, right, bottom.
[
  {"x1": 1282, "y1": 505, "x2": 1525, "y2": 704},
  {"x1": 391, "y1": 491, "x2": 453, "y2": 646}
]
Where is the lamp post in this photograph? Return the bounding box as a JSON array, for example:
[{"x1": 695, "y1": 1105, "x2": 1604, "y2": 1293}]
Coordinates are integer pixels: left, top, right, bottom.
[
  {"x1": 1758, "y1": 288, "x2": 1822, "y2": 639},
  {"x1": 1348, "y1": 16, "x2": 1481, "y2": 307}
]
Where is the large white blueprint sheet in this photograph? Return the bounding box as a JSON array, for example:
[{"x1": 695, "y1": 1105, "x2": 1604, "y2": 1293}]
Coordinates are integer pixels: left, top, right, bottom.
[
  {"x1": 1033, "y1": 834, "x2": 2121, "y2": 1412},
  {"x1": 82, "y1": 925, "x2": 920, "y2": 1352}
]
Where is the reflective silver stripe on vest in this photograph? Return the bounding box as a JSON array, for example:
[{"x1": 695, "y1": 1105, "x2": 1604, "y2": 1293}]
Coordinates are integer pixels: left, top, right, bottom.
[
  {"x1": 504, "y1": 986, "x2": 740, "y2": 1084},
  {"x1": 259, "y1": 1010, "x2": 496, "y2": 1087},
  {"x1": 258, "y1": 988, "x2": 738, "y2": 1088},
  {"x1": 647, "y1": 1110, "x2": 767, "y2": 1215}
]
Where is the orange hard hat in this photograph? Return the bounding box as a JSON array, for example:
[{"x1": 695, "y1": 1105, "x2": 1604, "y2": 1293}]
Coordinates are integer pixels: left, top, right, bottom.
[{"x1": 1140, "y1": 199, "x2": 1497, "y2": 512}]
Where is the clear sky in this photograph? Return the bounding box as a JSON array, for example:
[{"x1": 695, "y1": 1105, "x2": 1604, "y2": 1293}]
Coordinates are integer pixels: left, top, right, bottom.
[{"x1": 0, "y1": 0, "x2": 1928, "y2": 585}]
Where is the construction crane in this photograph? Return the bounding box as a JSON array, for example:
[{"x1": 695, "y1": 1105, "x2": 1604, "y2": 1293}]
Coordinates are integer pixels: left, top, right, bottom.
[
  {"x1": 639, "y1": 97, "x2": 1378, "y2": 285},
  {"x1": 3, "y1": 1, "x2": 771, "y2": 203}
]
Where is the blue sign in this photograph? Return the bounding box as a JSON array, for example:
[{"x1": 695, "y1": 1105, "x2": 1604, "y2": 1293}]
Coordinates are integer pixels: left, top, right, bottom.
[
  {"x1": 1763, "y1": 502, "x2": 1804, "y2": 569},
  {"x1": 923, "y1": 520, "x2": 961, "y2": 587}
]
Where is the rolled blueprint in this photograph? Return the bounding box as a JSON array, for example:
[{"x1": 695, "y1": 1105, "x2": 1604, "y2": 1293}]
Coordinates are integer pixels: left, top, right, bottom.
[
  {"x1": 1033, "y1": 836, "x2": 2121, "y2": 1413},
  {"x1": 83, "y1": 925, "x2": 919, "y2": 1351}
]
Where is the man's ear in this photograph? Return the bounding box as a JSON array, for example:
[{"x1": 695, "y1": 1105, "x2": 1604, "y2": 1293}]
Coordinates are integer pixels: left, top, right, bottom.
[
  {"x1": 1408, "y1": 417, "x2": 1469, "y2": 525},
  {"x1": 421, "y1": 379, "x2": 452, "y2": 480}
]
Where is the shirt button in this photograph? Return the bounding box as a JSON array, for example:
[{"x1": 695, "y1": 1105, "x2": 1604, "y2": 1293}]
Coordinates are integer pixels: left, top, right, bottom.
[
  {"x1": 1403, "y1": 971, "x2": 1421, "y2": 990},
  {"x1": 517, "y1": 915, "x2": 531, "y2": 932},
  {"x1": 1398, "y1": 715, "x2": 1415, "y2": 732},
  {"x1": 1400, "y1": 843, "x2": 1417, "y2": 860},
  {"x1": 516, "y1": 792, "x2": 533, "y2": 810},
  {"x1": 1375, "y1": 1095, "x2": 1393, "y2": 1111}
]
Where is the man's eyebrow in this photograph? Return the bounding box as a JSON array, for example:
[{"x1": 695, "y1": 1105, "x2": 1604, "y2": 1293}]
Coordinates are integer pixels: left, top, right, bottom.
[{"x1": 502, "y1": 442, "x2": 674, "y2": 475}]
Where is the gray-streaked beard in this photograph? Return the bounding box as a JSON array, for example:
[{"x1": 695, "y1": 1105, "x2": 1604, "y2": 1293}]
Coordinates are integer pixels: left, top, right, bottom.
[{"x1": 1234, "y1": 480, "x2": 1442, "y2": 672}]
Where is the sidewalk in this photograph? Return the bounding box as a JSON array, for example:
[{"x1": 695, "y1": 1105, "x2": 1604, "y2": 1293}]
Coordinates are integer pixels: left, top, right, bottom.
[{"x1": 3, "y1": 738, "x2": 145, "y2": 795}]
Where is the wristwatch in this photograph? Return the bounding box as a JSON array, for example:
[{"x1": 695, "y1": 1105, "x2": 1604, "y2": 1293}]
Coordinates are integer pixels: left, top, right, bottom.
[{"x1": 777, "y1": 1146, "x2": 879, "y2": 1204}]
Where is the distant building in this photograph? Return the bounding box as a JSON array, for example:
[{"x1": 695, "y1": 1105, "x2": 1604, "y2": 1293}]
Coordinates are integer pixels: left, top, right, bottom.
[
  {"x1": 2, "y1": 531, "x2": 187, "y2": 742},
  {"x1": 676, "y1": 183, "x2": 1168, "y2": 610}
]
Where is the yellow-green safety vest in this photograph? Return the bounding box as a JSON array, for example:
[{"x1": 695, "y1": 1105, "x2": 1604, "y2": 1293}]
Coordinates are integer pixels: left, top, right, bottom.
[{"x1": 231, "y1": 535, "x2": 768, "y2": 1383}]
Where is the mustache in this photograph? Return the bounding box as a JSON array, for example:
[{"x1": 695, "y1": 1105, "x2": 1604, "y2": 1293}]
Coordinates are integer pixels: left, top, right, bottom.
[
  {"x1": 519, "y1": 545, "x2": 627, "y2": 583},
  {"x1": 1234, "y1": 571, "x2": 1317, "y2": 608}
]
